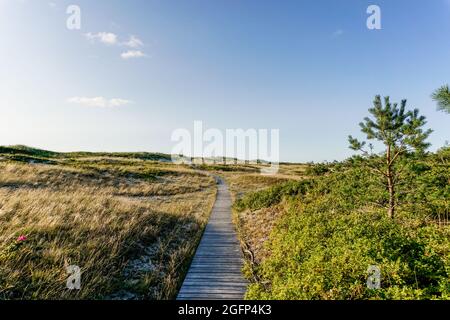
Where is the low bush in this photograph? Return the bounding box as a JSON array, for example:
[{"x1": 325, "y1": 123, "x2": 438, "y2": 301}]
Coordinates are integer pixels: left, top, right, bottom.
[
  {"x1": 240, "y1": 149, "x2": 450, "y2": 300},
  {"x1": 234, "y1": 180, "x2": 313, "y2": 212}
]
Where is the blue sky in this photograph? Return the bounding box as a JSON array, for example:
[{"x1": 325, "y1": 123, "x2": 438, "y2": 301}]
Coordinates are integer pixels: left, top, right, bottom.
[{"x1": 0, "y1": 0, "x2": 449, "y2": 162}]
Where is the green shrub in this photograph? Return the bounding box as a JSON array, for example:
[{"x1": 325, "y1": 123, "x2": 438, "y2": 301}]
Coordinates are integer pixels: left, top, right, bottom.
[
  {"x1": 234, "y1": 180, "x2": 313, "y2": 212},
  {"x1": 305, "y1": 163, "x2": 329, "y2": 176},
  {"x1": 242, "y1": 151, "x2": 450, "y2": 300},
  {"x1": 0, "y1": 145, "x2": 59, "y2": 158},
  {"x1": 246, "y1": 207, "x2": 449, "y2": 300}
]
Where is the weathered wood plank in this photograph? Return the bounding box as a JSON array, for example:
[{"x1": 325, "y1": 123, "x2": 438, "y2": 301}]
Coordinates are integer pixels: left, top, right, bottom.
[
  {"x1": 183, "y1": 279, "x2": 247, "y2": 284},
  {"x1": 178, "y1": 294, "x2": 245, "y2": 300},
  {"x1": 191, "y1": 259, "x2": 244, "y2": 264},
  {"x1": 184, "y1": 272, "x2": 246, "y2": 277},
  {"x1": 179, "y1": 289, "x2": 247, "y2": 295},
  {"x1": 181, "y1": 284, "x2": 248, "y2": 289},
  {"x1": 177, "y1": 177, "x2": 248, "y2": 300}
]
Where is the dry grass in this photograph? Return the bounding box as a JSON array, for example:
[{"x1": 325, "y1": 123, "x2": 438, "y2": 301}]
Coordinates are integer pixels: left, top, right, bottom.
[
  {"x1": 218, "y1": 166, "x2": 306, "y2": 268},
  {"x1": 0, "y1": 160, "x2": 216, "y2": 300},
  {"x1": 225, "y1": 173, "x2": 290, "y2": 201},
  {"x1": 237, "y1": 204, "x2": 286, "y2": 264},
  {"x1": 277, "y1": 163, "x2": 309, "y2": 178},
  {"x1": 223, "y1": 163, "x2": 307, "y2": 201}
]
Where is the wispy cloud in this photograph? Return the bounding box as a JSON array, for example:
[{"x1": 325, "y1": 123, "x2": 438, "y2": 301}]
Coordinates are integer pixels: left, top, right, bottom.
[
  {"x1": 121, "y1": 50, "x2": 146, "y2": 60},
  {"x1": 332, "y1": 29, "x2": 344, "y2": 37},
  {"x1": 67, "y1": 97, "x2": 133, "y2": 108},
  {"x1": 85, "y1": 32, "x2": 147, "y2": 59},
  {"x1": 123, "y1": 35, "x2": 144, "y2": 48},
  {"x1": 108, "y1": 98, "x2": 133, "y2": 107},
  {"x1": 85, "y1": 32, "x2": 119, "y2": 46},
  {"x1": 48, "y1": 2, "x2": 56, "y2": 8}
]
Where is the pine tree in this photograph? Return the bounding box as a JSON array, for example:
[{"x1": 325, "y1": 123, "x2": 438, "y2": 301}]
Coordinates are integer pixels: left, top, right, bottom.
[
  {"x1": 431, "y1": 85, "x2": 450, "y2": 114},
  {"x1": 348, "y1": 96, "x2": 432, "y2": 219}
]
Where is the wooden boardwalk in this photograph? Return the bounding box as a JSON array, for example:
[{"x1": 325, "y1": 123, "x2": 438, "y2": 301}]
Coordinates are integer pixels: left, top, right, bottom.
[{"x1": 177, "y1": 177, "x2": 248, "y2": 300}]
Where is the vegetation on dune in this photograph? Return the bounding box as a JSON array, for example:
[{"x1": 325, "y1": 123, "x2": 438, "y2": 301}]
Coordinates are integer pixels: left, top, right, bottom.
[
  {"x1": 0, "y1": 155, "x2": 216, "y2": 300},
  {"x1": 225, "y1": 173, "x2": 293, "y2": 202},
  {"x1": 305, "y1": 163, "x2": 329, "y2": 176},
  {"x1": 0, "y1": 146, "x2": 301, "y2": 300},
  {"x1": 234, "y1": 180, "x2": 312, "y2": 212},
  {"x1": 195, "y1": 163, "x2": 260, "y2": 173},
  {"x1": 233, "y1": 97, "x2": 449, "y2": 300},
  {"x1": 1, "y1": 90, "x2": 448, "y2": 301},
  {"x1": 66, "y1": 151, "x2": 172, "y2": 162},
  {"x1": 0, "y1": 145, "x2": 60, "y2": 158},
  {"x1": 236, "y1": 148, "x2": 449, "y2": 299},
  {"x1": 0, "y1": 145, "x2": 172, "y2": 163},
  {"x1": 247, "y1": 211, "x2": 449, "y2": 299},
  {"x1": 349, "y1": 96, "x2": 432, "y2": 218}
]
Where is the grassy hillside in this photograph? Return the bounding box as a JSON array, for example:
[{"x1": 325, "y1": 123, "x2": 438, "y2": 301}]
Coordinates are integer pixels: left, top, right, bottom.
[
  {"x1": 1, "y1": 144, "x2": 448, "y2": 300},
  {"x1": 0, "y1": 145, "x2": 172, "y2": 163},
  {"x1": 234, "y1": 147, "x2": 450, "y2": 300},
  {"x1": 0, "y1": 147, "x2": 216, "y2": 300}
]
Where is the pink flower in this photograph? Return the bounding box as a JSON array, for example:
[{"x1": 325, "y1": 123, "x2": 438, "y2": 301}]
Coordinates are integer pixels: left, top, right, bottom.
[{"x1": 17, "y1": 235, "x2": 27, "y2": 242}]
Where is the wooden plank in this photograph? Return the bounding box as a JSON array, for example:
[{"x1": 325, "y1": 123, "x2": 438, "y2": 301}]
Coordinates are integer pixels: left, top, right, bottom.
[
  {"x1": 190, "y1": 257, "x2": 243, "y2": 261},
  {"x1": 184, "y1": 272, "x2": 245, "y2": 277},
  {"x1": 177, "y1": 177, "x2": 248, "y2": 300},
  {"x1": 179, "y1": 289, "x2": 247, "y2": 294},
  {"x1": 178, "y1": 294, "x2": 245, "y2": 300},
  {"x1": 193, "y1": 253, "x2": 242, "y2": 257},
  {"x1": 181, "y1": 284, "x2": 248, "y2": 289},
  {"x1": 190, "y1": 260, "x2": 244, "y2": 264},
  {"x1": 185, "y1": 265, "x2": 245, "y2": 271},
  {"x1": 180, "y1": 284, "x2": 247, "y2": 289},
  {"x1": 182, "y1": 279, "x2": 248, "y2": 284}
]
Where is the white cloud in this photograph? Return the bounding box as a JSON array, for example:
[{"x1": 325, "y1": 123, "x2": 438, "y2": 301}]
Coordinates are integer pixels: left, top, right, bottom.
[
  {"x1": 332, "y1": 29, "x2": 344, "y2": 37},
  {"x1": 85, "y1": 32, "x2": 147, "y2": 59},
  {"x1": 108, "y1": 98, "x2": 133, "y2": 107},
  {"x1": 67, "y1": 97, "x2": 132, "y2": 108},
  {"x1": 124, "y1": 35, "x2": 144, "y2": 48},
  {"x1": 121, "y1": 50, "x2": 146, "y2": 60},
  {"x1": 85, "y1": 32, "x2": 118, "y2": 46}
]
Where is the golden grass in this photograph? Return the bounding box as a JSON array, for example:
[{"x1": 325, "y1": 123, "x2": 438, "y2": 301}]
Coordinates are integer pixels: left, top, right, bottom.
[
  {"x1": 223, "y1": 163, "x2": 307, "y2": 201},
  {"x1": 0, "y1": 161, "x2": 216, "y2": 300},
  {"x1": 225, "y1": 173, "x2": 289, "y2": 201},
  {"x1": 215, "y1": 166, "x2": 307, "y2": 275}
]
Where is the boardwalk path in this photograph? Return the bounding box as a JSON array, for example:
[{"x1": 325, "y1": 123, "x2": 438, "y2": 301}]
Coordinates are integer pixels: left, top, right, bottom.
[{"x1": 177, "y1": 176, "x2": 248, "y2": 300}]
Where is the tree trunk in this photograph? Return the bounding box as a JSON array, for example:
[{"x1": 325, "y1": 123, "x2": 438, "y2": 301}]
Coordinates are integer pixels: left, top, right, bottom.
[
  {"x1": 387, "y1": 175, "x2": 395, "y2": 219},
  {"x1": 386, "y1": 144, "x2": 395, "y2": 219}
]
